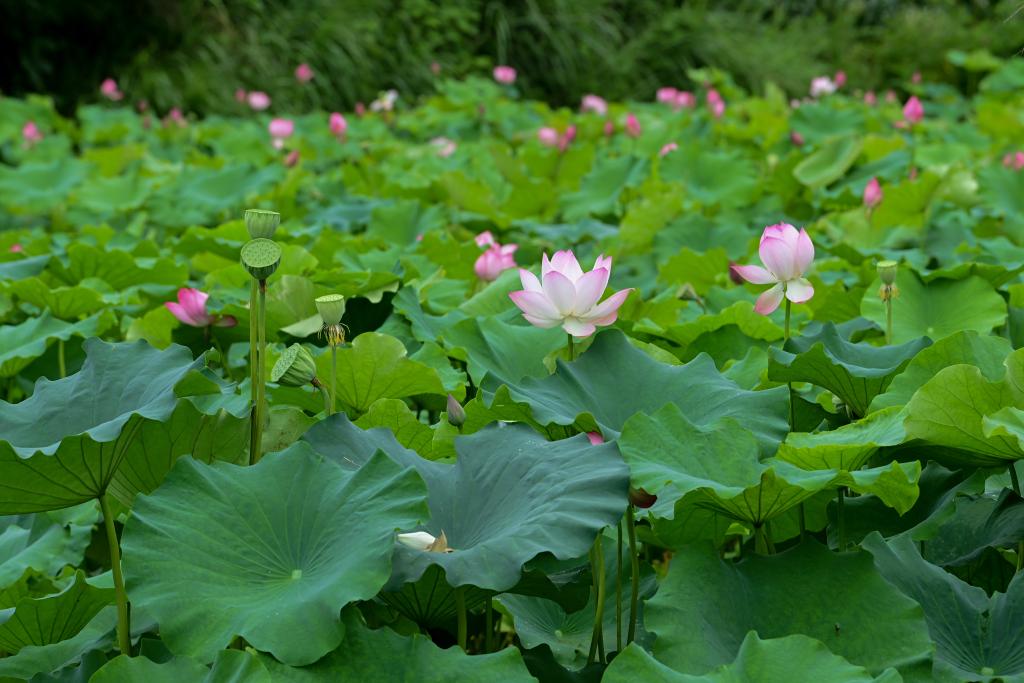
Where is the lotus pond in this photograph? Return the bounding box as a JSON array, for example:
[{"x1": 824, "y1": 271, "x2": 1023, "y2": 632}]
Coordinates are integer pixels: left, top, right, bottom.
[{"x1": 3, "y1": 62, "x2": 1024, "y2": 682}]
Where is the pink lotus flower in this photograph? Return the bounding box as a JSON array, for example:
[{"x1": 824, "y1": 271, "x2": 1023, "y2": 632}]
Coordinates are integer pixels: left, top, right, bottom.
[
  {"x1": 166, "y1": 288, "x2": 237, "y2": 328},
  {"x1": 295, "y1": 63, "x2": 314, "y2": 83},
  {"x1": 624, "y1": 113, "x2": 641, "y2": 138},
  {"x1": 790, "y1": 131, "x2": 805, "y2": 146},
  {"x1": 581, "y1": 94, "x2": 608, "y2": 115},
  {"x1": 559, "y1": 125, "x2": 576, "y2": 152},
  {"x1": 510, "y1": 251, "x2": 633, "y2": 337},
  {"x1": 538, "y1": 127, "x2": 559, "y2": 147},
  {"x1": 9, "y1": 244, "x2": 23, "y2": 253},
  {"x1": 656, "y1": 87, "x2": 678, "y2": 104},
  {"x1": 329, "y1": 112, "x2": 347, "y2": 139},
  {"x1": 164, "y1": 108, "x2": 186, "y2": 128},
  {"x1": 493, "y1": 65, "x2": 517, "y2": 84},
  {"x1": 475, "y1": 231, "x2": 497, "y2": 247},
  {"x1": 235, "y1": 89, "x2": 247, "y2": 103},
  {"x1": 268, "y1": 118, "x2": 294, "y2": 149},
  {"x1": 659, "y1": 142, "x2": 678, "y2": 157},
  {"x1": 810, "y1": 76, "x2": 837, "y2": 97},
  {"x1": 834, "y1": 70, "x2": 847, "y2": 88},
  {"x1": 903, "y1": 96, "x2": 924, "y2": 125},
  {"x1": 603, "y1": 120, "x2": 615, "y2": 137},
  {"x1": 730, "y1": 224, "x2": 815, "y2": 315},
  {"x1": 863, "y1": 177, "x2": 883, "y2": 208},
  {"x1": 22, "y1": 121, "x2": 42, "y2": 145},
  {"x1": 1003, "y1": 152, "x2": 1024, "y2": 171},
  {"x1": 674, "y1": 91, "x2": 696, "y2": 109},
  {"x1": 475, "y1": 239, "x2": 518, "y2": 281},
  {"x1": 100, "y1": 78, "x2": 123, "y2": 101},
  {"x1": 706, "y1": 89, "x2": 725, "y2": 118},
  {"x1": 284, "y1": 150, "x2": 301, "y2": 167},
  {"x1": 586, "y1": 432, "x2": 604, "y2": 445},
  {"x1": 248, "y1": 91, "x2": 271, "y2": 111},
  {"x1": 431, "y1": 136, "x2": 457, "y2": 158},
  {"x1": 864, "y1": 91, "x2": 877, "y2": 106}
]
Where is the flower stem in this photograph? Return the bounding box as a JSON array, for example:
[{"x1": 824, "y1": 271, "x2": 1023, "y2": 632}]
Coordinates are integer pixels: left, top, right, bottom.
[
  {"x1": 626, "y1": 506, "x2": 640, "y2": 645},
  {"x1": 784, "y1": 299, "x2": 791, "y2": 341},
  {"x1": 248, "y1": 280, "x2": 259, "y2": 464},
  {"x1": 316, "y1": 381, "x2": 332, "y2": 416},
  {"x1": 567, "y1": 333, "x2": 575, "y2": 361},
  {"x1": 784, "y1": 299, "x2": 795, "y2": 432},
  {"x1": 1011, "y1": 465, "x2": 1022, "y2": 572},
  {"x1": 253, "y1": 280, "x2": 268, "y2": 464},
  {"x1": 100, "y1": 494, "x2": 131, "y2": 656},
  {"x1": 615, "y1": 520, "x2": 623, "y2": 653},
  {"x1": 836, "y1": 487, "x2": 847, "y2": 551},
  {"x1": 588, "y1": 534, "x2": 607, "y2": 664},
  {"x1": 330, "y1": 344, "x2": 338, "y2": 415},
  {"x1": 58, "y1": 339, "x2": 66, "y2": 379},
  {"x1": 455, "y1": 586, "x2": 467, "y2": 651},
  {"x1": 485, "y1": 597, "x2": 494, "y2": 653},
  {"x1": 884, "y1": 290, "x2": 894, "y2": 345}
]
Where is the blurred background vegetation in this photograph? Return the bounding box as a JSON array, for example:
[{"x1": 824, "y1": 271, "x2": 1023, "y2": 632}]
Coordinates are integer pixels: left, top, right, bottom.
[{"x1": 3, "y1": 0, "x2": 1023, "y2": 115}]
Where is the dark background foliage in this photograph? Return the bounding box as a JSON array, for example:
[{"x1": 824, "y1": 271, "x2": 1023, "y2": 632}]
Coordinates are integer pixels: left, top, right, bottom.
[{"x1": 2, "y1": 0, "x2": 1023, "y2": 115}]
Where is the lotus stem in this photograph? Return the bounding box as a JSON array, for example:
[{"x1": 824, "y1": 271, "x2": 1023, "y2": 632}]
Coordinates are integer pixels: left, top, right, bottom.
[
  {"x1": 615, "y1": 520, "x2": 623, "y2": 652},
  {"x1": 57, "y1": 339, "x2": 66, "y2": 379},
  {"x1": 485, "y1": 596, "x2": 494, "y2": 653},
  {"x1": 1010, "y1": 465, "x2": 1022, "y2": 572},
  {"x1": 330, "y1": 344, "x2": 338, "y2": 414},
  {"x1": 567, "y1": 333, "x2": 575, "y2": 361},
  {"x1": 626, "y1": 505, "x2": 640, "y2": 644},
  {"x1": 754, "y1": 523, "x2": 770, "y2": 555},
  {"x1": 455, "y1": 586, "x2": 467, "y2": 651},
  {"x1": 253, "y1": 280, "x2": 268, "y2": 464},
  {"x1": 100, "y1": 494, "x2": 131, "y2": 656},
  {"x1": 783, "y1": 299, "x2": 791, "y2": 341},
  {"x1": 885, "y1": 294, "x2": 894, "y2": 346},
  {"x1": 314, "y1": 379, "x2": 332, "y2": 416},
  {"x1": 785, "y1": 299, "x2": 795, "y2": 433},
  {"x1": 799, "y1": 503, "x2": 806, "y2": 541},
  {"x1": 837, "y1": 487, "x2": 847, "y2": 551},
  {"x1": 587, "y1": 534, "x2": 607, "y2": 664},
  {"x1": 248, "y1": 280, "x2": 259, "y2": 463}
]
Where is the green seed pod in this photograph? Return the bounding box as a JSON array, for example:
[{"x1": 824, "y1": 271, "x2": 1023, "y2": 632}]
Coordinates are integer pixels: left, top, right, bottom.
[
  {"x1": 241, "y1": 239, "x2": 282, "y2": 281},
  {"x1": 244, "y1": 209, "x2": 281, "y2": 239},
  {"x1": 271, "y1": 343, "x2": 318, "y2": 387},
  {"x1": 446, "y1": 393, "x2": 466, "y2": 427},
  {"x1": 315, "y1": 294, "x2": 346, "y2": 326},
  {"x1": 877, "y1": 260, "x2": 898, "y2": 286}
]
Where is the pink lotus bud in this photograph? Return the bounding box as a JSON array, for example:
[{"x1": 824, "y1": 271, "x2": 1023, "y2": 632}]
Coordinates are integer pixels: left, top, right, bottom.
[
  {"x1": 9, "y1": 244, "x2": 23, "y2": 253},
  {"x1": 284, "y1": 150, "x2": 300, "y2": 167},
  {"x1": 885, "y1": 90, "x2": 898, "y2": 103},
  {"x1": 21, "y1": 121, "x2": 42, "y2": 145},
  {"x1": 268, "y1": 118, "x2": 294, "y2": 140},
  {"x1": 235, "y1": 88, "x2": 247, "y2": 103},
  {"x1": 165, "y1": 108, "x2": 186, "y2": 128},
  {"x1": 586, "y1": 432, "x2": 604, "y2": 445},
  {"x1": 100, "y1": 78, "x2": 123, "y2": 101},
  {"x1": 706, "y1": 89, "x2": 725, "y2": 118},
  {"x1": 580, "y1": 94, "x2": 608, "y2": 115},
  {"x1": 790, "y1": 131, "x2": 805, "y2": 146},
  {"x1": 475, "y1": 231, "x2": 496, "y2": 247},
  {"x1": 509, "y1": 251, "x2": 633, "y2": 338},
  {"x1": 446, "y1": 394, "x2": 466, "y2": 427},
  {"x1": 355, "y1": 102, "x2": 366, "y2": 117},
  {"x1": 558, "y1": 125, "x2": 576, "y2": 152},
  {"x1": 659, "y1": 142, "x2": 678, "y2": 157},
  {"x1": 493, "y1": 65, "x2": 517, "y2": 84},
  {"x1": 474, "y1": 242, "x2": 518, "y2": 281},
  {"x1": 294, "y1": 63, "x2": 314, "y2": 83},
  {"x1": 603, "y1": 120, "x2": 615, "y2": 137},
  {"x1": 1015, "y1": 152, "x2": 1024, "y2": 170},
  {"x1": 538, "y1": 127, "x2": 559, "y2": 147},
  {"x1": 248, "y1": 91, "x2": 271, "y2": 111},
  {"x1": 625, "y1": 113, "x2": 641, "y2": 138},
  {"x1": 329, "y1": 112, "x2": 347, "y2": 139},
  {"x1": 863, "y1": 177, "x2": 883, "y2": 208},
  {"x1": 834, "y1": 70, "x2": 847, "y2": 88},
  {"x1": 656, "y1": 87, "x2": 678, "y2": 104},
  {"x1": 730, "y1": 223, "x2": 815, "y2": 315},
  {"x1": 166, "y1": 288, "x2": 237, "y2": 328},
  {"x1": 903, "y1": 96, "x2": 924, "y2": 125},
  {"x1": 864, "y1": 91, "x2": 877, "y2": 106},
  {"x1": 674, "y1": 91, "x2": 696, "y2": 109}
]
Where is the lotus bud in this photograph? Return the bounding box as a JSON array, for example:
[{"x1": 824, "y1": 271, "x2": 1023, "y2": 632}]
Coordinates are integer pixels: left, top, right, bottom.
[
  {"x1": 244, "y1": 209, "x2": 281, "y2": 239},
  {"x1": 629, "y1": 486, "x2": 657, "y2": 508},
  {"x1": 877, "y1": 260, "x2": 898, "y2": 286},
  {"x1": 241, "y1": 238, "x2": 282, "y2": 281},
  {"x1": 271, "y1": 343, "x2": 318, "y2": 387},
  {"x1": 446, "y1": 394, "x2": 466, "y2": 427},
  {"x1": 398, "y1": 530, "x2": 453, "y2": 553},
  {"x1": 315, "y1": 294, "x2": 346, "y2": 326}
]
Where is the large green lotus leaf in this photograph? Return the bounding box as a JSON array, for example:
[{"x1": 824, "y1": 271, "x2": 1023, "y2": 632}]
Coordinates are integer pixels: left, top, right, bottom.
[
  {"x1": 9, "y1": 277, "x2": 106, "y2": 319},
  {"x1": 0, "y1": 159, "x2": 89, "y2": 214},
  {"x1": 793, "y1": 136, "x2": 863, "y2": 188},
  {"x1": 0, "y1": 339, "x2": 205, "y2": 513},
  {"x1": 560, "y1": 156, "x2": 647, "y2": 221},
  {"x1": 260, "y1": 607, "x2": 536, "y2": 682},
  {"x1": 645, "y1": 541, "x2": 932, "y2": 677},
  {"x1": 865, "y1": 533, "x2": 1024, "y2": 682},
  {"x1": 355, "y1": 398, "x2": 435, "y2": 458},
  {"x1": 443, "y1": 316, "x2": 566, "y2": 385},
  {"x1": 778, "y1": 406, "x2": 907, "y2": 471},
  {"x1": 904, "y1": 351, "x2": 1024, "y2": 466},
  {"x1": 72, "y1": 172, "x2": 152, "y2": 215},
  {"x1": 620, "y1": 404, "x2": 921, "y2": 524},
  {"x1": 767, "y1": 324, "x2": 931, "y2": 417},
  {"x1": 0, "y1": 572, "x2": 112, "y2": 653},
  {"x1": 0, "y1": 505, "x2": 97, "y2": 586},
  {"x1": 861, "y1": 272, "x2": 1007, "y2": 345},
  {"x1": 90, "y1": 650, "x2": 271, "y2": 683},
  {"x1": 660, "y1": 301, "x2": 783, "y2": 353},
  {"x1": 659, "y1": 146, "x2": 759, "y2": 208},
  {"x1": 319, "y1": 418, "x2": 628, "y2": 591},
  {"x1": 0, "y1": 608, "x2": 115, "y2": 682},
  {"x1": 605, "y1": 635, "x2": 902, "y2": 683},
  {"x1": 314, "y1": 332, "x2": 448, "y2": 415},
  {"x1": 147, "y1": 164, "x2": 284, "y2": 227},
  {"x1": 0, "y1": 254, "x2": 51, "y2": 281},
  {"x1": 377, "y1": 564, "x2": 493, "y2": 630},
  {"x1": 49, "y1": 244, "x2": 187, "y2": 292},
  {"x1": 0, "y1": 310, "x2": 115, "y2": 378},
  {"x1": 121, "y1": 448, "x2": 428, "y2": 665},
  {"x1": 870, "y1": 331, "x2": 1012, "y2": 412},
  {"x1": 481, "y1": 329, "x2": 788, "y2": 453},
  {"x1": 922, "y1": 489, "x2": 1024, "y2": 567}
]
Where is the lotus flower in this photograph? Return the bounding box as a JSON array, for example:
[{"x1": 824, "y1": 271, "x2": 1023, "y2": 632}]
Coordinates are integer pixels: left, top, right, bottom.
[
  {"x1": 475, "y1": 235, "x2": 517, "y2": 282},
  {"x1": 706, "y1": 89, "x2": 725, "y2": 118},
  {"x1": 1003, "y1": 152, "x2": 1024, "y2": 171},
  {"x1": 625, "y1": 113, "x2": 641, "y2": 138},
  {"x1": 790, "y1": 131, "x2": 805, "y2": 146},
  {"x1": 164, "y1": 108, "x2": 186, "y2": 128},
  {"x1": 248, "y1": 91, "x2": 271, "y2": 111},
  {"x1": 431, "y1": 136, "x2": 457, "y2": 158},
  {"x1": 9, "y1": 244, "x2": 23, "y2": 253},
  {"x1": 834, "y1": 70, "x2": 847, "y2": 88},
  {"x1": 864, "y1": 91, "x2": 877, "y2": 106},
  {"x1": 581, "y1": 94, "x2": 608, "y2": 115},
  {"x1": 903, "y1": 96, "x2": 923, "y2": 124},
  {"x1": 284, "y1": 149, "x2": 300, "y2": 167},
  {"x1": 510, "y1": 251, "x2": 633, "y2": 337},
  {"x1": 674, "y1": 91, "x2": 696, "y2": 109},
  {"x1": 659, "y1": 142, "x2": 678, "y2": 157},
  {"x1": 656, "y1": 87, "x2": 678, "y2": 104},
  {"x1": 268, "y1": 118, "x2": 294, "y2": 149},
  {"x1": 329, "y1": 112, "x2": 347, "y2": 139},
  {"x1": 558, "y1": 126, "x2": 576, "y2": 152},
  {"x1": 22, "y1": 121, "x2": 42, "y2": 145},
  {"x1": 809, "y1": 76, "x2": 837, "y2": 97},
  {"x1": 730, "y1": 224, "x2": 815, "y2": 315},
  {"x1": 355, "y1": 102, "x2": 366, "y2": 117},
  {"x1": 603, "y1": 120, "x2": 615, "y2": 137},
  {"x1": 235, "y1": 88, "x2": 247, "y2": 103},
  {"x1": 493, "y1": 65, "x2": 516, "y2": 84},
  {"x1": 885, "y1": 90, "x2": 898, "y2": 103},
  {"x1": 166, "y1": 288, "x2": 237, "y2": 328},
  {"x1": 586, "y1": 432, "x2": 604, "y2": 445},
  {"x1": 538, "y1": 127, "x2": 559, "y2": 147},
  {"x1": 370, "y1": 90, "x2": 399, "y2": 113},
  {"x1": 295, "y1": 63, "x2": 314, "y2": 82},
  {"x1": 100, "y1": 78, "x2": 123, "y2": 101},
  {"x1": 863, "y1": 177, "x2": 883, "y2": 208}
]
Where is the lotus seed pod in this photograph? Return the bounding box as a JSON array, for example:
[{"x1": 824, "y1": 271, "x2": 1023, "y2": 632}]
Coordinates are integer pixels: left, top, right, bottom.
[
  {"x1": 241, "y1": 238, "x2": 282, "y2": 281},
  {"x1": 244, "y1": 209, "x2": 281, "y2": 239},
  {"x1": 877, "y1": 260, "x2": 898, "y2": 286},
  {"x1": 271, "y1": 343, "x2": 318, "y2": 387},
  {"x1": 446, "y1": 393, "x2": 466, "y2": 427},
  {"x1": 315, "y1": 294, "x2": 346, "y2": 326}
]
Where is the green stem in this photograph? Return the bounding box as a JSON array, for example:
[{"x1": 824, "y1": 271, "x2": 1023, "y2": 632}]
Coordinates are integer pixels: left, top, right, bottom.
[
  {"x1": 799, "y1": 503, "x2": 806, "y2": 541},
  {"x1": 567, "y1": 333, "x2": 575, "y2": 361},
  {"x1": 330, "y1": 344, "x2": 338, "y2": 415},
  {"x1": 58, "y1": 339, "x2": 66, "y2": 379},
  {"x1": 884, "y1": 292, "x2": 894, "y2": 346},
  {"x1": 248, "y1": 280, "x2": 259, "y2": 464},
  {"x1": 588, "y1": 534, "x2": 607, "y2": 664},
  {"x1": 615, "y1": 520, "x2": 623, "y2": 653},
  {"x1": 784, "y1": 299, "x2": 794, "y2": 431},
  {"x1": 485, "y1": 596, "x2": 494, "y2": 653},
  {"x1": 212, "y1": 334, "x2": 233, "y2": 381},
  {"x1": 1010, "y1": 465, "x2": 1022, "y2": 572},
  {"x1": 837, "y1": 487, "x2": 847, "y2": 551},
  {"x1": 754, "y1": 524, "x2": 770, "y2": 555},
  {"x1": 626, "y1": 506, "x2": 640, "y2": 645},
  {"x1": 100, "y1": 494, "x2": 131, "y2": 656},
  {"x1": 316, "y1": 381, "x2": 332, "y2": 416},
  {"x1": 253, "y1": 281, "x2": 267, "y2": 464},
  {"x1": 784, "y1": 298, "x2": 791, "y2": 341},
  {"x1": 455, "y1": 587, "x2": 467, "y2": 651}
]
